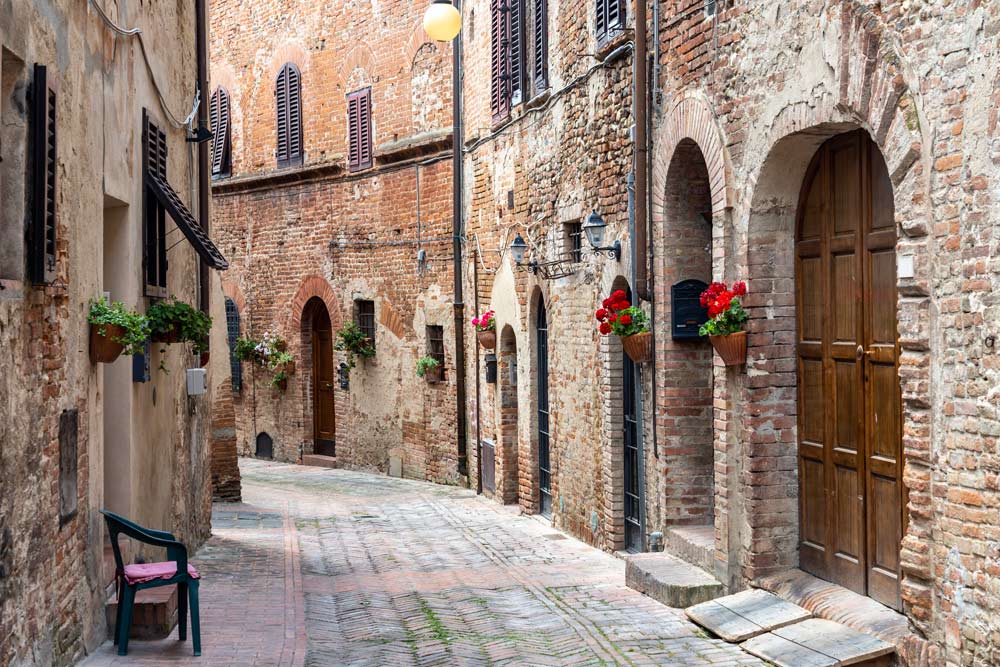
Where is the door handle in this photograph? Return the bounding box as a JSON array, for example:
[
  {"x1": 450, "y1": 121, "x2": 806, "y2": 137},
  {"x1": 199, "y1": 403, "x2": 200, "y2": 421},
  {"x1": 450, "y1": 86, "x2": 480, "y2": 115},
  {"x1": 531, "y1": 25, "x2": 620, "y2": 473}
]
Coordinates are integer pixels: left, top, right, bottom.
[{"x1": 856, "y1": 345, "x2": 873, "y2": 360}]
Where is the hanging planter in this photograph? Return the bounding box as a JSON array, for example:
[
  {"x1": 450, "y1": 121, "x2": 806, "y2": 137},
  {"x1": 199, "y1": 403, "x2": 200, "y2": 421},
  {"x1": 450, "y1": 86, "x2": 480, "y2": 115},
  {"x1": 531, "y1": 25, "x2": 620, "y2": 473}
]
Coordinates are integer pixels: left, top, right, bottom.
[
  {"x1": 596, "y1": 290, "x2": 652, "y2": 364},
  {"x1": 416, "y1": 356, "x2": 443, "y2": 384},
  {"x1": 699, "y1": 281, "x2": 749, "y2": 367},
  {"x1": 622, "y1": 330, "x2": 654, "y2": 364},
  {"x1": 90, "y1": 324, "x2": 126, "y2": 364},
  {"x1": 87, "y1": 298, "x2": 150, "y2": 364},
  {"x1": 472, "y1": 310, "x2": 497, "y2": 349},
  {"x1": 151, "y1": 324, "x2": 182, "y2": 344}
]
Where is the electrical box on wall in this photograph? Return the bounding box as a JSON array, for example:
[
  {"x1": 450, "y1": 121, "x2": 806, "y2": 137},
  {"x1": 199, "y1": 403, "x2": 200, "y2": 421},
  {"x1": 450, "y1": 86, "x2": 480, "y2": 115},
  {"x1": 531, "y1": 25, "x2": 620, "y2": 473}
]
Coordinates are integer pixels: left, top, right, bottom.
[
  {"x1": 671, "y1": 279, "x2": 709, "y2": 340},
  {"x1": 186, "y1": 368, "x2": 207, "y2": 396}
]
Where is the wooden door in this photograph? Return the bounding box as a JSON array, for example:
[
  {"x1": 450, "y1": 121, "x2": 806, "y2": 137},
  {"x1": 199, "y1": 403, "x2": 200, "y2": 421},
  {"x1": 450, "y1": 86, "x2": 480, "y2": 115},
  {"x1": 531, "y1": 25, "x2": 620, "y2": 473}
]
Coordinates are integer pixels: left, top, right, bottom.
[
  {"x1": 312, "y1": 305, "x2": 336, "y2": 457},
  {"x1": 795, "y1": 130, "x2": 903, "y2": 610}
]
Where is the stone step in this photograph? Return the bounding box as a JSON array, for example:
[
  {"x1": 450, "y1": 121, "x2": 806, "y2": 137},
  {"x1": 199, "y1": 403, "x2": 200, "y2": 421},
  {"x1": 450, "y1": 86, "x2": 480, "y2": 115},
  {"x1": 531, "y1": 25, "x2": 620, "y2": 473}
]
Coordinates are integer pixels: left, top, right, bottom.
[
  {"x1": 664, "y1": 524, "x2": 716, "y2": 574},
  {"x1": 625, "y1": 552, "x2": 724, "y2": 608},
  {"x1": 686, "y1": 588, "x2": 811, "y2": 642},
  {"x1": 105, "y1": 585, "x2": 177, "y2": 640},
  {"x1": 302, "y1": 454, "x2": 337, "y2": 468}
]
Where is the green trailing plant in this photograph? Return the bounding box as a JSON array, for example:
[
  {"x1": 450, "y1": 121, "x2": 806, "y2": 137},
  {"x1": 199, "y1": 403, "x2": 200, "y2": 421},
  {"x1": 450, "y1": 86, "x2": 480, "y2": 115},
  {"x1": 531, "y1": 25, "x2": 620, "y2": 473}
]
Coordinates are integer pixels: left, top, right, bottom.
[
  {"x1": 415, "y1": 355, "x2": 441, "y2": 378},
  {"x1": 233, "y1": 335, "x2": 262, "y2": 363},
  {"x1": 335, "y1": 321, "x2": 375, "y2": 372},
  {"x1": 147, "y1": 298, "x2": 212, "y2": 354},
  {"x1": 271, "y1": 369, "x2": 289, "y2": 389},
  {"x1": 87, "y1": 298, "x2": 150, "y2": 356},
  {"x1": 233, "y1": 332, "x2": 294, "y2": 390}
]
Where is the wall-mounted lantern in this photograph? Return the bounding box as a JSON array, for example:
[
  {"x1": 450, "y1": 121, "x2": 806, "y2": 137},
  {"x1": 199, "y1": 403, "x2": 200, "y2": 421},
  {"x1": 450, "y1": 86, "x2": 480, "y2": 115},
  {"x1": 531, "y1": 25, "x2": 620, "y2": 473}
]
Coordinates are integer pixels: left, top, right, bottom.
[{"x1": 583, "y1": 210, "x2": 621, "y2": 261}]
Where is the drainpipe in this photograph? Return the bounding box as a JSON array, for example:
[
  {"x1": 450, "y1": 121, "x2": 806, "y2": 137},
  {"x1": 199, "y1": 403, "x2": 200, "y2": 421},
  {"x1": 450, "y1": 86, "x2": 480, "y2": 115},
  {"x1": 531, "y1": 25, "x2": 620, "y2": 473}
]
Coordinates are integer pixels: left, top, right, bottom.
[
  {"x1": 633, "y1": 0, "x2": 650, "y2": 303},
  {"x1": 451, "y1": 8, "x2": 469, "y2": 479},
  {"x1": 195, "y1": 0, "x2": 210, "y2": 312}
]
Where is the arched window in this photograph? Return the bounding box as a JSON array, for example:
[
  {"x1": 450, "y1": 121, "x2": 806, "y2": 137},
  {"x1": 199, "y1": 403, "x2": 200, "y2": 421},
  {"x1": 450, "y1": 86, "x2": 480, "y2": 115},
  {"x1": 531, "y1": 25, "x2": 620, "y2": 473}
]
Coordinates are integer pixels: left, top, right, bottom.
[
  {"x1": 275, "y1": 63, "x2": 303, "y2": 167},
  {"x1": 225, "y1": 297, "x2": 242, "y2": 392},
  {"x1": 209, "y1": 87, "x2": 232, "y2": 177}
]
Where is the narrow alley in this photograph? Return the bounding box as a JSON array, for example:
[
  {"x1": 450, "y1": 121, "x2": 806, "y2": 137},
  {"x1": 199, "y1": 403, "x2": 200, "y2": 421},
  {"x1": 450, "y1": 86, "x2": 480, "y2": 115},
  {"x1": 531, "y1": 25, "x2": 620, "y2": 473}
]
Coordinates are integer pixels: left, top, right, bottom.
[{"x1": 82, "y1": 460, "x2": 763, "y2": 667}]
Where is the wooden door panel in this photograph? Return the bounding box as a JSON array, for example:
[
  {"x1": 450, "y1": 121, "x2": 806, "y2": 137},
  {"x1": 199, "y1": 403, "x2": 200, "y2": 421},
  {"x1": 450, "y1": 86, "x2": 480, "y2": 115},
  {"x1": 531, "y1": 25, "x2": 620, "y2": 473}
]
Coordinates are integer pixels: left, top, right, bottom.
[
  {"x1": 312, "y1": 306, "x2": 336, "y2": 456},
  {"x1": 797, "y1": 130, "x2": 902, "y2": 609}
]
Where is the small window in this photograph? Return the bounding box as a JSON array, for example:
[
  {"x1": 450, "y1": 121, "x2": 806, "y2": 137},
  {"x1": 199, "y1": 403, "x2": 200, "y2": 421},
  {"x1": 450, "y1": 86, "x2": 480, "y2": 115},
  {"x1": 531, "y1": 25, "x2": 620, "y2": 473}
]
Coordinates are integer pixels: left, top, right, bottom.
[
  {"x1": 356, "y1": 299, "x2": 376, "y2": 350},
  {"x1": 705, "y1": 0, "x2": 717, "y2": 19},
  {"x1": 225, "y1": 297, "x2": 242, "y2": 392},
  {"x1": 347, "y1": 88, "x2": 372, "y2": 172},
  {"x1": 427, "y1": 325, "x2": 445, "y2": 366},
  {"x1": 142, "y1": 110, "x2": 168, "y2": 297},
  {"x1": 209, "y1": 87, "x2": 232, "y2": 178},
  {"x1": 564, "y1": 222, "x2": 582, "y2": 263},
  {"x1": 276, "y1": 62, "x2": 303, "y2": 168},
  {"x1": 29, "y1": 63, "x2": 57, "y2": 285},
  {"x1": 595, "y1": 0, "x2": 624, "y2": 43},
  {"x1": 59, "y1": 409, "x2": 78, "y2": 524}
]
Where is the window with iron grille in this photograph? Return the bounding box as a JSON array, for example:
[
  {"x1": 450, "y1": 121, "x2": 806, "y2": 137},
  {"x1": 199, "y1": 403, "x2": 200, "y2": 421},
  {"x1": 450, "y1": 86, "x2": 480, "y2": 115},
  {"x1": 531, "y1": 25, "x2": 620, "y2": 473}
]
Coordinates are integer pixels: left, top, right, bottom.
[
  {"x1": 532, "y1": 0, "x2": 549, "y2": 93},
  {"x1": 225, "y1": 297, "x2": 242, "y2": 392},
  {"x1": 427, "y1": 325, "x2": 445, "y2": 366},
  {"x1": 209, "y1": 86, "x2": 231, "y2": 178},
  {"x1": 29, "y1": 63, "x2": 57, "y2": 285},
  {"x1": 276, "y1": 62, "x2": 303, "y2": 168},
  {"x1": 595, "y1": 0, "x2": 624, "y2": 43},
  {"x1": 563, "y1": 222, "x2": 582, "y2": 263},
  {"x1": 347, "y1": 88, "x2": 372, "y2": 172},
  {"x1": 356, "y1": 299, "x2": 376, "y2": 350},
  {"x1": 142, "y1": 110, "x2": 168, "y2": 297}
]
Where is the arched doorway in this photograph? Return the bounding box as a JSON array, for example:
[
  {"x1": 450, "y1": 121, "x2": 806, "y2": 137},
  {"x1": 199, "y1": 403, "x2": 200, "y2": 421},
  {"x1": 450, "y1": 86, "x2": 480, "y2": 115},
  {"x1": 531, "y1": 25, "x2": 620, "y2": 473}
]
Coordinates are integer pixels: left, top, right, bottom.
[
  {"x1": 498, "y1": 325, "x2": 520, "y2": 504},
  {"x1": 303, "y1": 297, "x2": 336, "y2": 456},
  {"x1": 795, "y1": 129, "x2": 902, "y2": 610},
  {"x1": 536, "y1": 296, "x2": 552, "y2": 517}
]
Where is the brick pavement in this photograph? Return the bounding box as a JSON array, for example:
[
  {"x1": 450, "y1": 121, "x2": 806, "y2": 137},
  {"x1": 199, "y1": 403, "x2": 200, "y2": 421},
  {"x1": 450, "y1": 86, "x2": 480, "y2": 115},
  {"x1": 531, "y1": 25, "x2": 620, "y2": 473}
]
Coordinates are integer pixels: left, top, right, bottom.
[{"x1": 81, "y1": 459, "x2": 764, "y2": 666}]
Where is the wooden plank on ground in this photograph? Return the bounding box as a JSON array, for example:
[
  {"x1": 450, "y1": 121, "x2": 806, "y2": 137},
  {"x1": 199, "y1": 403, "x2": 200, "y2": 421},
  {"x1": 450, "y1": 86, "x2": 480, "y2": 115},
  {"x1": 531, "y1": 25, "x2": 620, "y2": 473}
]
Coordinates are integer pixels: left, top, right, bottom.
[
  {"x1": 715, "y1": 589, "x2": 812, "y2": 632},
  {"x1": 742, "y1": 632, "x2": 838, "y2": 667},
  {"x1": 772, "y1": 618, "x2": 895, "y2": 665},
  {"x1": 686, "y1": 600, "x2": 765, "y2": 642}
]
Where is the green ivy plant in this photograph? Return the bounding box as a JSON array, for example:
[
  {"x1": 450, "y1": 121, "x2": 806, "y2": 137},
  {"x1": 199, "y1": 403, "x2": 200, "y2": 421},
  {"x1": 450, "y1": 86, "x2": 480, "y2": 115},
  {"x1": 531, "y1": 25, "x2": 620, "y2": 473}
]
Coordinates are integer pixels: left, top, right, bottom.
[
  {"x1": 233, "y1": 335, "x2": 262, "y2": 363},
  {"x1": 335, "y1": 321, "x2": 375, "y2": 373},
  {"x1": 233, "y1": 332, "x2": 295, "y2": 390},
  {"x1": 415, "y1": 355, "x2": 440, "y2": 378},
  {"x1": 87, "y1": 298, "x2": 150, "y2": 356},
  {"x1": 147, "y1": 298, "x2": 212, "y2": 354}
]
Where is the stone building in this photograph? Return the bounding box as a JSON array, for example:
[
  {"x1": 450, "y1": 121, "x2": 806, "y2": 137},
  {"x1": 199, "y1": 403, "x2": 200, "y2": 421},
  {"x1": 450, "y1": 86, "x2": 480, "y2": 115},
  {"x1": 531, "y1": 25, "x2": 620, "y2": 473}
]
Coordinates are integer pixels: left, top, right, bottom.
[
  {"x1": 209, "y1": 0, "x2": 461, "y2": 481},
  {"x1": 0, "y1": 1, "x2": 226, "y2": 663},
  {"x1": 461, "y1": 0, "x2": 1000, "y2": 665}
]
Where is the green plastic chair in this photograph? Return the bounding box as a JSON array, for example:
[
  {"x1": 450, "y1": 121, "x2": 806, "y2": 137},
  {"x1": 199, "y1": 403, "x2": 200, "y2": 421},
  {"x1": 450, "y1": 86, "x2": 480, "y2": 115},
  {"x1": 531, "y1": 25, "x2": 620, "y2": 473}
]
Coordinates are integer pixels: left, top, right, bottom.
[{"x1": 100, "y1": 510, "x2": 201, "y2": 656}]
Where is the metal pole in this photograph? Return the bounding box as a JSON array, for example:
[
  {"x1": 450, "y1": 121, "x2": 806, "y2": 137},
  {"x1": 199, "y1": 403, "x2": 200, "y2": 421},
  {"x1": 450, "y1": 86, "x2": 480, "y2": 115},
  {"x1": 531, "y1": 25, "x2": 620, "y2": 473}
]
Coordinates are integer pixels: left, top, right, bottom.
[{"x1": 451, "y1": 1, "x2": 469, "y2": 479}]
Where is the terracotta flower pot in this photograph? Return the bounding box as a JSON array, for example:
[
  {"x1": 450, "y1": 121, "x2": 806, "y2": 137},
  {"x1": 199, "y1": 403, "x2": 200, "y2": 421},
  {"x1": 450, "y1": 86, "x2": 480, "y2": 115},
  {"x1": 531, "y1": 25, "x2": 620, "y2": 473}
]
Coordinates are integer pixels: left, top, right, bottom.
[
  {"x1": 275, "y1": 377, "x2": 288, "y2": 391},
  {"x1": 151, "y1": 324, "x2": 181, "y2": 344},
  {"x1": 425, "y1": 366, "x2": 444, "y2": 384},
  {"x1": 709, "y1": 331, "x2": 747, "y2": 366},
  {"x1": 90, "y1": 323, "x2": 126, "y2": 364},
  {"x1": 477, "y1": 329, "x2": 497, "y2": 350},
  {"x1": 622, "y1": 331, "x2": 653, "y2": 364},
  {"x1": 283, "y1": 360, "x2": 296, "y2": 376}
]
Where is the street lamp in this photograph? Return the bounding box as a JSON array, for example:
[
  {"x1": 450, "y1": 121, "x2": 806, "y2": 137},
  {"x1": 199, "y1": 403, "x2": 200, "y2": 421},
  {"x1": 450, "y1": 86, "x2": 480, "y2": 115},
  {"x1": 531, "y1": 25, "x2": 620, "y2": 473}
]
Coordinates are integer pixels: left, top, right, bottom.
[
  {"x1": 583, "y1": 210, "x2": 621, "y2": 261},
  {"x1": 510, "y1": 233, "x2": 528, "y2": 264},
  {"x1": 424, "y1": 0, "x2": 462, "y2": 41}
]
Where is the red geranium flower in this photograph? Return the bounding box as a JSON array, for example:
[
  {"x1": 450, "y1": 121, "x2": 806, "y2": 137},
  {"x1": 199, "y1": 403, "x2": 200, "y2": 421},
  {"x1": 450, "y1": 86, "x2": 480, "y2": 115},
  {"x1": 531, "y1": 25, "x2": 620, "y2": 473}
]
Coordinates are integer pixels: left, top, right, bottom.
[
  {"x1": 733, "y1": 281, "x2": 747, "y2": 296},
  {"x1": 620, "y1": 314, "x2": 632, "y2": 326},
  {"x1": 599, "y1": 322, "x2": 611, "y2": 335},
  {"x1": 612, "y1": 289, "x2": 626, "y2": 300},
  {"x1": 595, "y1": 308, "x2": 607, "y2": 321}
]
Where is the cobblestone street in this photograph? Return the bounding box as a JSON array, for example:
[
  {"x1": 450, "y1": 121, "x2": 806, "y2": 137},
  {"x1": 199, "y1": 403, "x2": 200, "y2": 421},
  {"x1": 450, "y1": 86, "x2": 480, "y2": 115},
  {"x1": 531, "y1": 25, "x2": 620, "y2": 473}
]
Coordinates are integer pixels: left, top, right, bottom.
[{"x1": 82, "y1": 459, "x2": 763, "y2": 666}]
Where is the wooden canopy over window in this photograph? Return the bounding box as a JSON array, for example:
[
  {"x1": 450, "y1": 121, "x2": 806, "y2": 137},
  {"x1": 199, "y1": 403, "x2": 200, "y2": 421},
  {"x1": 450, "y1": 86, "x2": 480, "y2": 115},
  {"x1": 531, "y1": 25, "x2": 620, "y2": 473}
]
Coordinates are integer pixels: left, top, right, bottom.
[{"x1": 145, "y1": 173, "x2": 229, "y2": 271}]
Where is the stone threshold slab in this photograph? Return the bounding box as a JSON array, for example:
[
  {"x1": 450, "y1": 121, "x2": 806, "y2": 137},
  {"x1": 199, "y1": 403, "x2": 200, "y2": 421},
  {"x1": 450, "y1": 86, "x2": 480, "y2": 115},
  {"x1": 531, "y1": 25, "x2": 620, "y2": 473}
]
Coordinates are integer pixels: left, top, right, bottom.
[
  {"x1": 741, "y1": 617, "x2": 894, "y2": 667},
  {"x1": 686, "y1": 588, "x2": 812, "y2": 642},
  {"x1": 625, "y1": 552, "x2": 724, "y2": 608}
]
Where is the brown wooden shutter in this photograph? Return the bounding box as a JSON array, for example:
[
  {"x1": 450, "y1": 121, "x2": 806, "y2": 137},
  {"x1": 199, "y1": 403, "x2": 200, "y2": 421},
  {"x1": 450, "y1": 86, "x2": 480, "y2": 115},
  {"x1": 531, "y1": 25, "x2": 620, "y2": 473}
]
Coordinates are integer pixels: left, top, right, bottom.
[
  {"x1": 533, "y1": 0, "x2": 548, "y2": 91},
  {"x1": 607, "y1": 0, "x2": 622, "y2": 32},
  {"x1": 142, "y1": 110, "x2": 169, "y2": 296},
  {"x1": 490, "y1": 0, "x2": 510, "y2": 121},
  {"x1": 348, "y1": 88, "x2": 372, "y2": 172},
  {"x1": 29, "y1": 64, "x2": 57, "y2": 285},
  {"x1": 210, "y1": 87, "x2": 231, "y2": 176},
  {"x1": 508, "y1": 0, "x2": 524, "y2": 104},
  {"x1": 276, "y1": 63, "x2": 303, "y2": 167}
]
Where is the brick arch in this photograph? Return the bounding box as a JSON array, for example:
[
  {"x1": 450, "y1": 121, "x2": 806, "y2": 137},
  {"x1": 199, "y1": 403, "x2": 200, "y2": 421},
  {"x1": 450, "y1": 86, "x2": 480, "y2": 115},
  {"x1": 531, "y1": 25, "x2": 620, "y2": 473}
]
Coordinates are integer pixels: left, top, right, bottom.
[
  {"x1": 734, "y1": 6, "x2": 932, "y2": 659},
  {"x1": 267, "y1": 43, "x2": 309, "y2": 80},
  {"x1": 221, "y1": 281, "x2": 247, "y2": 316},
  {"x1": 287, "y1": 275, "x2": 343, "y2": 337},
  {"x1": 339, "y1": 44, "x2": 378, "y2": 86}
]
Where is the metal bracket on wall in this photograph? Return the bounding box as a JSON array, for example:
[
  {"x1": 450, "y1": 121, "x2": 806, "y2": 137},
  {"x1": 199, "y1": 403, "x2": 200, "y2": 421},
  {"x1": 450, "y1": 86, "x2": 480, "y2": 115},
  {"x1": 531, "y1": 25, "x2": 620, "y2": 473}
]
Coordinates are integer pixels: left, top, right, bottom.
[{"x1": 515, "y1": 252, "x2": 579, "y2": 280}]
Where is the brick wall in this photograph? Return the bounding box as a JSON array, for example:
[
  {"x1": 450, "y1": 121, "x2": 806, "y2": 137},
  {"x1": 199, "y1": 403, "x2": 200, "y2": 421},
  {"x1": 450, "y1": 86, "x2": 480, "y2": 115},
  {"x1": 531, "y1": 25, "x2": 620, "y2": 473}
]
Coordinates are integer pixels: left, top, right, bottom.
[{"x1": 210, "y1": 0, "x2": 461, "y2": 483}]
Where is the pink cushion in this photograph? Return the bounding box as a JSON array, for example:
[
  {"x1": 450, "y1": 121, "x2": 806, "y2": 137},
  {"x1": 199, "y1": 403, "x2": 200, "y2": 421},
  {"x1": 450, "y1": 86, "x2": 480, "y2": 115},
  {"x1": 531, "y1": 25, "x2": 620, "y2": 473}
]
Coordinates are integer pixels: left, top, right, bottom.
[{"x1": 123, "y1": 561, "x2": 200, "y2": 585}]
